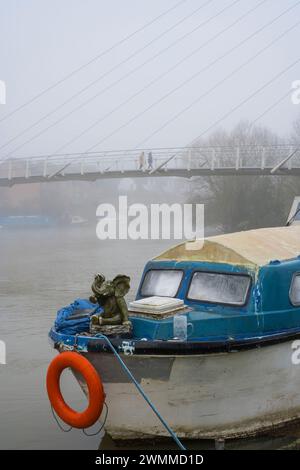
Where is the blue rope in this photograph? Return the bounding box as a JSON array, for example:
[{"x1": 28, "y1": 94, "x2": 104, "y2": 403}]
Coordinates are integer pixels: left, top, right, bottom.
[{"x1": 96, "y1": 333, "x2": 186, "y2": 451}]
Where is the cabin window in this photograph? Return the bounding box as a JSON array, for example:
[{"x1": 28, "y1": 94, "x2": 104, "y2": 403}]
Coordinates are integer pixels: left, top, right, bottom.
[
  {"x1": 140, "y1": 270, "x2": 183, "y2": 297},
  {"x1": 290, "y1": 274, "x2": 300, "y2": 306},
  {"x1": 187, "y1": 272, "x2": 251, "y2": 306}
]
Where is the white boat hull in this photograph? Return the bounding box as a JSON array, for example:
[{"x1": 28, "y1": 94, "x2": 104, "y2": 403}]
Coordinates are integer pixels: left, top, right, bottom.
[{"x1": 74, "y1": 339, "x2": 300, "y2": 441}]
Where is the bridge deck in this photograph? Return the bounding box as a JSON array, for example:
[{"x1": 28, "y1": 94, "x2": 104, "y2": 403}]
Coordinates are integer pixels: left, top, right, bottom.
[{"x1": 0, "y1": 146, "x2": 299, "y2": 186}]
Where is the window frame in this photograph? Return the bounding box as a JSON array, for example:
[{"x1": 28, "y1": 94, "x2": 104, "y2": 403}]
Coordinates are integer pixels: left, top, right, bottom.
[
  {"x1": 139, "y1": 268, "x2": 184, "y2": 298},
  {"x1": 186, "y1": 270, "x2": 252, "y2": 307},
  {"x1": 289, "y1": 272, "x2": 300, "y2": 306}
]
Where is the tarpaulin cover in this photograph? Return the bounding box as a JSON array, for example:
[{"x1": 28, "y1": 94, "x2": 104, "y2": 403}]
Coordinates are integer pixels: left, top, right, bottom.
[{"x1": 54, "y1": 298, "x2": 102, "y2": 335}]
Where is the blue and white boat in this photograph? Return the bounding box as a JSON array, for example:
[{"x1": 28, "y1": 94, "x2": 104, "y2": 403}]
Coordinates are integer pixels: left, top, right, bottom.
[
  {"x1": 0, "y1": 215, "x2": 55, "y2": 228},
  {"x1": 49, "y1": 224, "x2": 300, "y2": 443}
]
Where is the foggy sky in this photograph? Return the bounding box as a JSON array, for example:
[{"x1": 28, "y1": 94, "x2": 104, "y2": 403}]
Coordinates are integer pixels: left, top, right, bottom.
[{"x1": 0, "y1": 0, "x2": 299, "y2": 159}]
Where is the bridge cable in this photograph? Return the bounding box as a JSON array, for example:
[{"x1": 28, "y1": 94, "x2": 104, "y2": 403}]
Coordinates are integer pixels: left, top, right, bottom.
[
  {"x1": 0, "y1": 0, "x2": 188, "y2": 124},
  {"x1": 149, "y1": 83, "x2": 299, "y2": 174},
  {"x1": 48, "y1": 53, "x2": 300, "y2": 180},
  {"x1": 48, "y1": 0, "x2": 265, "y2": 156},
  {"x1": 0, "y1": 0, "x2": 236, "y2": 158},
  {"x1": 3, "y1": 8, "x2": 299, "y2": 178},
  {"x1": 43, "y1": 1, "x2": 300, "y2": 178},
  {"x1": 88, "y1": 11, "x2": 300, "y2": 152}
]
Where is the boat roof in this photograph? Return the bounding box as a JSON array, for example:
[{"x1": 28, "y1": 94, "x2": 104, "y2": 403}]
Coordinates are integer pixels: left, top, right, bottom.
[{"x1": 154, "y1": 225, "x2": 300, "y2": 268}]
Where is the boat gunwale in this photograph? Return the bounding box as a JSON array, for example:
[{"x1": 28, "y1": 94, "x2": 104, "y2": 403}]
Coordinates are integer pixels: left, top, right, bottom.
[{"x1": 49, "y1": 326, "x2": 300, "y2": 356}]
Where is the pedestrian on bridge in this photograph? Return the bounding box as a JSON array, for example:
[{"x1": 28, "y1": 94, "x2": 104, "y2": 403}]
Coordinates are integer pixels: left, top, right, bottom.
[
  {"x1": 147, "y1": 151, "x2": 153, "y2": 170},
  {"x1": 139, "y1": 151, "x2": 145, "y2": 171}
]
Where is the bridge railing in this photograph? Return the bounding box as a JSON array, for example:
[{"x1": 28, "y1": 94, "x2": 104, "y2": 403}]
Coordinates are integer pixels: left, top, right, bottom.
[{"x1": 0, "y1": 145, "x2": 299, "y2": 181}]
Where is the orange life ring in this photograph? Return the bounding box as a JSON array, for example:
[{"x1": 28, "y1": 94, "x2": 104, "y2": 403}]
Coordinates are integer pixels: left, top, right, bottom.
[{"x1": 46, "y1": 351, "x2": 105, "y2": 429}]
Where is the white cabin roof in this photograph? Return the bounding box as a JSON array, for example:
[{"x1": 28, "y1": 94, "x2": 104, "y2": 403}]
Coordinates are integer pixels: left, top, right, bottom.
[{"x1": 155, "y1": 225, "x2": 300, "y2": 268}]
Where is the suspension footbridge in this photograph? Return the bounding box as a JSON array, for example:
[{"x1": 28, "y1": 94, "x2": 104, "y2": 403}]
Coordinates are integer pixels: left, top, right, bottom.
[{"x1": 0, "y1": 145, "x2": 299, "y2": 187}]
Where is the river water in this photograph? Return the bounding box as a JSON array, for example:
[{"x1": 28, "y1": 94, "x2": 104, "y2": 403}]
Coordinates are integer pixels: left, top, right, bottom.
[
  {"x1": 0, "y1": 226, "x2": 173, "y2": 449},
  {"x1": 1, "y1": 227, "x2": 300, "y2": 450}
]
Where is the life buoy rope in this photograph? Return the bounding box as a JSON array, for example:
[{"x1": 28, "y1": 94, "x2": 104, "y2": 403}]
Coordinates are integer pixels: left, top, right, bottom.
[{"x1": 46, "y1": 351, "x2": 104, "y2": 429}]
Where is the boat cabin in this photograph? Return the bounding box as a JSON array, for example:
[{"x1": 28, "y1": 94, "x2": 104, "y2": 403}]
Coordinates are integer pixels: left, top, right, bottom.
[
  {"x1": 50, "y1": 225, "x2": 300, "y2": 354},
  {"x1": 130, "y1": 225, "x2": 300, "y2": 346}
]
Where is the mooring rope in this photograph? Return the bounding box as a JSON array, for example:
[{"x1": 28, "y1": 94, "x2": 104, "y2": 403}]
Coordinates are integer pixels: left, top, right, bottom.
[
  {"x1": 82, "y1": 402, "x2": 109, "y2": 437},
  {"x1": 51, "y1": 405, "x2": 72, "y2": 433},
  {"x1": 51, "y1": 402, "x2": 109, "y2": 437},
  {"x1": 95, "y1": 333, "x2": 186, "y2": 451}
]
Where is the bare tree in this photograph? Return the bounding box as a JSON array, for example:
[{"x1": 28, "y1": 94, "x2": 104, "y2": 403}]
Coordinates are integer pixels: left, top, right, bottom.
[{"x1": 188, "y1": 121, "x2": 293, "y2": 233}]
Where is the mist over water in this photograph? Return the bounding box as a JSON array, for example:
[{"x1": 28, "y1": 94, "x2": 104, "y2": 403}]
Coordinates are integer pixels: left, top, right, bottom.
[
  {"x1": 0, "y1": 226, "x2": 172, "y2": 449},
  {"x1": 1, "y1": 226, "x2": 300, "y2": 449},
  {"x1": 1, "y1": 0, "x2": 300, "y2": 452}
]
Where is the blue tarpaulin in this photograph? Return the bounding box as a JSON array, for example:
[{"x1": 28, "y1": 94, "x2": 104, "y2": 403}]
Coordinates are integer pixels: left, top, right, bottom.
[{"x1": 55, "y1": 298, "x2": 102, "y2": 335}]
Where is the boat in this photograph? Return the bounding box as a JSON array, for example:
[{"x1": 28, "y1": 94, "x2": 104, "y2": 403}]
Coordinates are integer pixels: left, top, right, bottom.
[
  {"x1": 48, "y1": 224, "x2": 300, "y2": 443},
  {"x1": 0, "y1": 215, "x2": 55, "y2": 228},
  {"x1": 70, "y1": 215, "x2": 88, "y2": 226}
]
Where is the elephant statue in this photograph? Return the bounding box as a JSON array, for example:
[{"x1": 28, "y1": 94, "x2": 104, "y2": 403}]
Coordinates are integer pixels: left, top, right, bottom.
[{"x1": 90, "y1": 273, "x2": 131, "y2": 329}]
